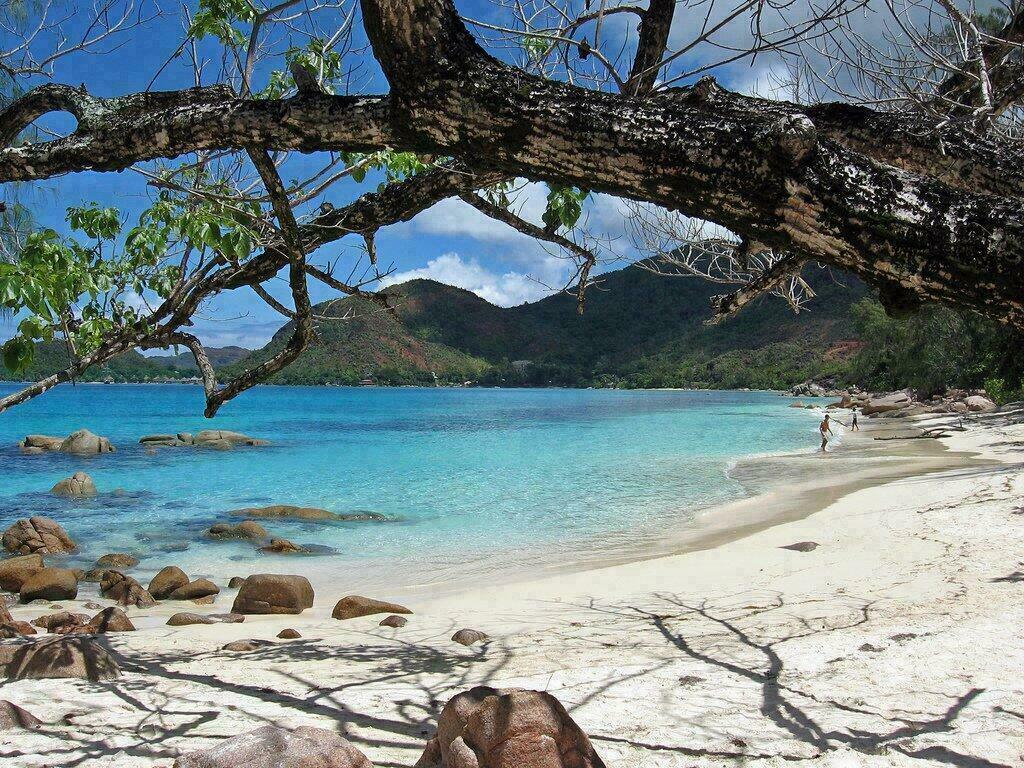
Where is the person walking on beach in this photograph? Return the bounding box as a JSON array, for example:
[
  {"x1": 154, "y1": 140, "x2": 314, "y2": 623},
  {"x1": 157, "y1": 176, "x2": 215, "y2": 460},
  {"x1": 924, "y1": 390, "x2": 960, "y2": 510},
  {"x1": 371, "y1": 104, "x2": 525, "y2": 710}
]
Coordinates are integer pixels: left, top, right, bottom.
[
  {"x1": 820, "y1": 413, "x2": 834, "y2": 452},
  {"x1": 851, "y1": 408, "x2": 859, "y2": 431}
]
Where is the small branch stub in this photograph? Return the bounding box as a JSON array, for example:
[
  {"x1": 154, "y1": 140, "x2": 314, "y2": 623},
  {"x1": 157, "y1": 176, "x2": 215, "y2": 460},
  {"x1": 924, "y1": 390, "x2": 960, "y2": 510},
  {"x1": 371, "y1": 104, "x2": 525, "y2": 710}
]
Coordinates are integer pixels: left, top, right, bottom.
[{"x1": 772, "y1": 114, "x2": 818, "y2": 164}]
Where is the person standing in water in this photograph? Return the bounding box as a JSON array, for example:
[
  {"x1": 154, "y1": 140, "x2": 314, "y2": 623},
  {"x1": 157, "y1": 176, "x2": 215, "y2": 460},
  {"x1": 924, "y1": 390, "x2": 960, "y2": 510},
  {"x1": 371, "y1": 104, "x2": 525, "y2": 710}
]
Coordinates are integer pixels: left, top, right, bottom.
[{"x1": 820, "y1": 413, "x2": 834, "y2": 452}]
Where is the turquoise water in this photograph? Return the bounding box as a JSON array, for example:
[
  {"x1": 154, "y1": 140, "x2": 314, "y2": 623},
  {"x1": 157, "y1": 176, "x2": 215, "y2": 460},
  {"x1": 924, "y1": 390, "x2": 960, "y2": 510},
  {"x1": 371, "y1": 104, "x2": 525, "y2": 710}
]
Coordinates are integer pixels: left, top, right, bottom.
[{"x1": 0, "y1": 385, "x2": 818, "y2": 590}]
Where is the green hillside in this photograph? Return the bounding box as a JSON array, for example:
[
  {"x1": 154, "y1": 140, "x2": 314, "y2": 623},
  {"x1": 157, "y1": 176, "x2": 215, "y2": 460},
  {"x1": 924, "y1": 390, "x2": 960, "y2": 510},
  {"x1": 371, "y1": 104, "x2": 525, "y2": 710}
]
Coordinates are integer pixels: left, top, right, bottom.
[{"x1": 227, "y1": 264, "x2": 868, "y2": 388}]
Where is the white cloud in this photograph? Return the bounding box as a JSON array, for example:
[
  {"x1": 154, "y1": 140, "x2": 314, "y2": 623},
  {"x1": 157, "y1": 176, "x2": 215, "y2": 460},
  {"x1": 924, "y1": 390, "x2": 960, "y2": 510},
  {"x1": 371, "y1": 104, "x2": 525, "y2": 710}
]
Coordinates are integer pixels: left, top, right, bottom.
[
  {"x1": 407, "y1": 182, "x2": 549, "y2": 243},
  {"x1": 381, "y1": 252, "x2": 556, "y2": 307}
]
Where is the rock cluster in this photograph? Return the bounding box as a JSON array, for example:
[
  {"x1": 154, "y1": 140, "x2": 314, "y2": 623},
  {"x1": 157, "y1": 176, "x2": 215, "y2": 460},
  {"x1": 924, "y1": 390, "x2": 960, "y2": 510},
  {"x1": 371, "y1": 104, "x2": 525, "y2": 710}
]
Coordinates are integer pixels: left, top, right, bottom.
[
  {"x1": 2, "y1": 517, "x2": 77, "y2": 555},
  {"x1": 140, "y1": 430, "x2": 269, "y2": 450},
  {"x1": 20, "y1": 429, "x2": 115, "y2": 455},
  {"x1": 827, "y1": 388, "x2": 998, "y2": 418}
]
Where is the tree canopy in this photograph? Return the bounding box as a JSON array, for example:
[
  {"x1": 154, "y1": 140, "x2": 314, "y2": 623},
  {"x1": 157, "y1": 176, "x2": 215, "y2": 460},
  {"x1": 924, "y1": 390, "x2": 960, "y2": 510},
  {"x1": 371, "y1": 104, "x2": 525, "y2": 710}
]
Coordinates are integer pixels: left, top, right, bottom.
[{"x1": 0, "y1": 0, "x2": 1021, "y2": 414}]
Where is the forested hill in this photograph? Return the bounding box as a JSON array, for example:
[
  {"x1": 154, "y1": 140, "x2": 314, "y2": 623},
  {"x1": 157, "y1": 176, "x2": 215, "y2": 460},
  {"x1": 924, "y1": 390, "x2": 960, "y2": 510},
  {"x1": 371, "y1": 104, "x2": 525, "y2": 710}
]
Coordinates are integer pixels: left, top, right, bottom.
[{"x1": 229, "y1": 264, "x2": 869, "y2": 389}]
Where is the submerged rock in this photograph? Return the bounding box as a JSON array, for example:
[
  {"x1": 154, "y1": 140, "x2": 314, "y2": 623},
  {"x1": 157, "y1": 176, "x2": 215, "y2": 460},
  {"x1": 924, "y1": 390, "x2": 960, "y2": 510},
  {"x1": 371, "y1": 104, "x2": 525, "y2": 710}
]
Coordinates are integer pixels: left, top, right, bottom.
[
  {"x1": 51, "y1": 472, "x2": 98, "y2": 497},
  {"x1": 20, "y1": 568, "x2": 78, "y2": 603},
  {"x1": 416, "y1": 687, "x2": 604, "y2": 768},
  {"x1": 96, "y1": 553, "x2": 139, "y2": 569},
  {"x1": 258, "y1": 538, "x2": 307, "y2": 554},
  {"x1": 208, "y1": 521, "x2": 268, "y2": 540},
  {"x1": 231, "y1": 574, "x2": 314, "y2": 615},
  {"x1": 229, "y1": 505, "x2": 388, "y2": 522},
  {"x1": 140, "y1": 430, "x2": 268, "y2": 449},
  {"x1": 172, "y1": 725, "x2": 371, "y2": 768},
  {"x1": 332, "y1": 595, "x2": 412, "y2": 621},
  {"x1": 3, "y1": 517, "x2": 77, "y2": 556},
  {"x1": 149, "y1": 566, "x2": 190, "y2": 599}
]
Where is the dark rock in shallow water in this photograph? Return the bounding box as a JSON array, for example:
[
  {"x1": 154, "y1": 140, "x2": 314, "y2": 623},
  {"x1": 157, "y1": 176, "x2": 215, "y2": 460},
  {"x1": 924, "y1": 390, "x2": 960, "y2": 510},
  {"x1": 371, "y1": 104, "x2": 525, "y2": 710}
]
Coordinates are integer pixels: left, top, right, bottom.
[
  {"x1": 0, "y1": 636, "x2": 121, "y2": 680},
  {"x1": 228, "y1": 505, "x2": 390, "y2": 522},
  {"x1": 208, "y1": 521, "x2": 268, "y2": 540},
  {"x1": 780, "y1": 541, "x2": 819, "y2": 553},
  {"x1": 172, "y1": 725, "x2": 372, "y2": 768},
  {"x1": 258, "y1": 538, "x2": 307, "y2": 554},
  {"x1": 332, "y1": 595, "x2": 412, "y2": 621},
  {"x1": 96, "y1": 553, "x2": 139, "y2": 569}
]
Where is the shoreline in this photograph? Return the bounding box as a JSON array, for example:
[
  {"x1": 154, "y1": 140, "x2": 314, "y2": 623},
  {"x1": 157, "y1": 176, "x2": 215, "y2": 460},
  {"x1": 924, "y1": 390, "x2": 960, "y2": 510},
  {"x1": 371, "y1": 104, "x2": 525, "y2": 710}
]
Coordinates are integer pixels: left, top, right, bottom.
[{"x1": 3, "y1": 407, "x2": 1022, "y2": 766}]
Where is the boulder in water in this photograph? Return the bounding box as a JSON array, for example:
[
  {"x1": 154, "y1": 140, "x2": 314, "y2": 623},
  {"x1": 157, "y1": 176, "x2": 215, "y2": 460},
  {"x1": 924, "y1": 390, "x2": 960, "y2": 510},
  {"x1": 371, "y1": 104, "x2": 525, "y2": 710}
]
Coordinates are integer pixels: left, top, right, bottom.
[
  {"x1": 51, "y1": 472, "x2": 98, "y2": 497},
  {"x1": 259, "y1": 538, "x2": 307, "y2": 554},
  {"x1": 208, "y1": 521, "x2": 268, "y2": 540},
  {"x1": 231, "y1": 574, "x2": 314, "y2": 615},
  {"x1": 20, "y1": 435, "x2": 64, "y2": 452},
  {"x1": 332, "y1": 595, "x2": 412, "y2": 621},
  {"x1": 229, "y1": 505, "x2": 388, "y2": 522},
  {"x1": 59, "y1": 429, "x2": 115, "y2": 455},
  {"x1": 3, "y1": 517, "x2": 77, "y2": 555},
  {"x1": 172, "y1": 725, "x2": 371, "y2": 768}
]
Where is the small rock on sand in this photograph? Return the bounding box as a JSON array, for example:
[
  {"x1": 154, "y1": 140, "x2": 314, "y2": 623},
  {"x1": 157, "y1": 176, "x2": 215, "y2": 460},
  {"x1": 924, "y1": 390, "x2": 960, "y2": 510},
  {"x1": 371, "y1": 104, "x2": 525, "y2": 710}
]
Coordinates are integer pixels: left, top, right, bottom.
[
  {"x1": 172, "y1": 725, "x2": 371, "y2": 768},
  {"x1": 780, "y1": 541, "x2": 819, "y2": 552},
  {"x1": 331, "y1": 595, "x2": 412, "y2": 620},
  {"x1": 222, "y1": 639, "x2": 271, "y2": 652},
  {"x1": 167, "y1": 612, "x2": 244, "y2": 626},
  {"x1": 452, "y1": 629, "x2": 488, "y2": 646},
  {"x1": 88, "y1": 607, "x2": 135, "y2": 633},
  {"x1": 379, "y1": 615, "x2": 408, "y2": 628},
  {"x1": 277, "y1": 628, "x2": 301, "y2": 639}
]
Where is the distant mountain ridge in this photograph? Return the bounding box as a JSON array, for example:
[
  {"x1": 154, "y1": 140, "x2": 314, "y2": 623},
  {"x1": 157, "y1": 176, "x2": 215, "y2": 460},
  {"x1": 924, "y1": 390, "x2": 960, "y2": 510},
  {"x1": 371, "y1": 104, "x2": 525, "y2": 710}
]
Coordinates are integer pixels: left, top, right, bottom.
[
  {"x1": 228, "y1": 263, "x2": 867, "y2": 389},
  {"x1": 1, "y1": 263, "x2": 867, "y2": 389}
]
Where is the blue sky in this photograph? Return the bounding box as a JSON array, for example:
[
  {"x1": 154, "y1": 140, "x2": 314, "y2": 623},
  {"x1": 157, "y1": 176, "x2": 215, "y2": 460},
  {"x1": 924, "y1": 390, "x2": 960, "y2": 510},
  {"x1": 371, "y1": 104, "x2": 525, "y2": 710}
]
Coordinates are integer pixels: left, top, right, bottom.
[{"x1": 0, "y1": 0, "x2": 793, "y2": 349}]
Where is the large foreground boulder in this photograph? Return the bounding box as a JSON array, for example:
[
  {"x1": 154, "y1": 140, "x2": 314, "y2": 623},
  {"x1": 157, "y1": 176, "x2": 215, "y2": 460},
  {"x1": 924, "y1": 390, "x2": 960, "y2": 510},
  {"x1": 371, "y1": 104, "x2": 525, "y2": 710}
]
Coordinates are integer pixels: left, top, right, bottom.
[
  {"x1": 0, "y1": 636, "x2": 121, "y2": 681},
  {"x1": 332, "y1": 595, "x2": 412, "y2": 621},
  {"x1": 59, "y1": 429, "x2": 115, "y2": 455},
  {"x1": 149, "y1": 565, "x2": 190, "y2": 599},
  {"x1": 0, "y1": 700, "x2": 42, "y2": 730},
  {"x1": 3, "y1": 517, "x2": 77, "y2": 555},
  {"x1": 173, "y1": 725, "x2": 371, "y2": 767},
  {"x1": 19, "y1": 568, "x2": 78, "y2": 602},
  {"x1": 416, "y1": 688, "x2": 604, "y2": 768},
  {"x1": 231, "y1": 574, "x2": 314, "y2": 615},
  {"x1": 0, "y1": 555, "x2": 44, "y2": 591},
  {"x1": 51, "y1": 472, "x2": 98, "y2": 497}
]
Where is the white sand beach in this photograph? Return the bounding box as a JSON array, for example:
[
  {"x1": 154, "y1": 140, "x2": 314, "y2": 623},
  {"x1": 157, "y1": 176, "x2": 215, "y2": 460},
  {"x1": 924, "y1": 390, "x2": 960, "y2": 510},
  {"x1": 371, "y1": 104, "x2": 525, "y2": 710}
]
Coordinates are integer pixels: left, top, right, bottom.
[{"x1": 2, "y1": 408, "x2": 1023, "y2": 767}]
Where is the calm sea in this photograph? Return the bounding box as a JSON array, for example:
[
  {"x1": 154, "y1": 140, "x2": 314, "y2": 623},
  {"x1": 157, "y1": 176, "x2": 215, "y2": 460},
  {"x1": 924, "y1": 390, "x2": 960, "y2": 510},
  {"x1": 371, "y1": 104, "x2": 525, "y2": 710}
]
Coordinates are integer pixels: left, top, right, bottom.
[{"x1": 0, "y1": 384, "x2": 820, "y2": 592}]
